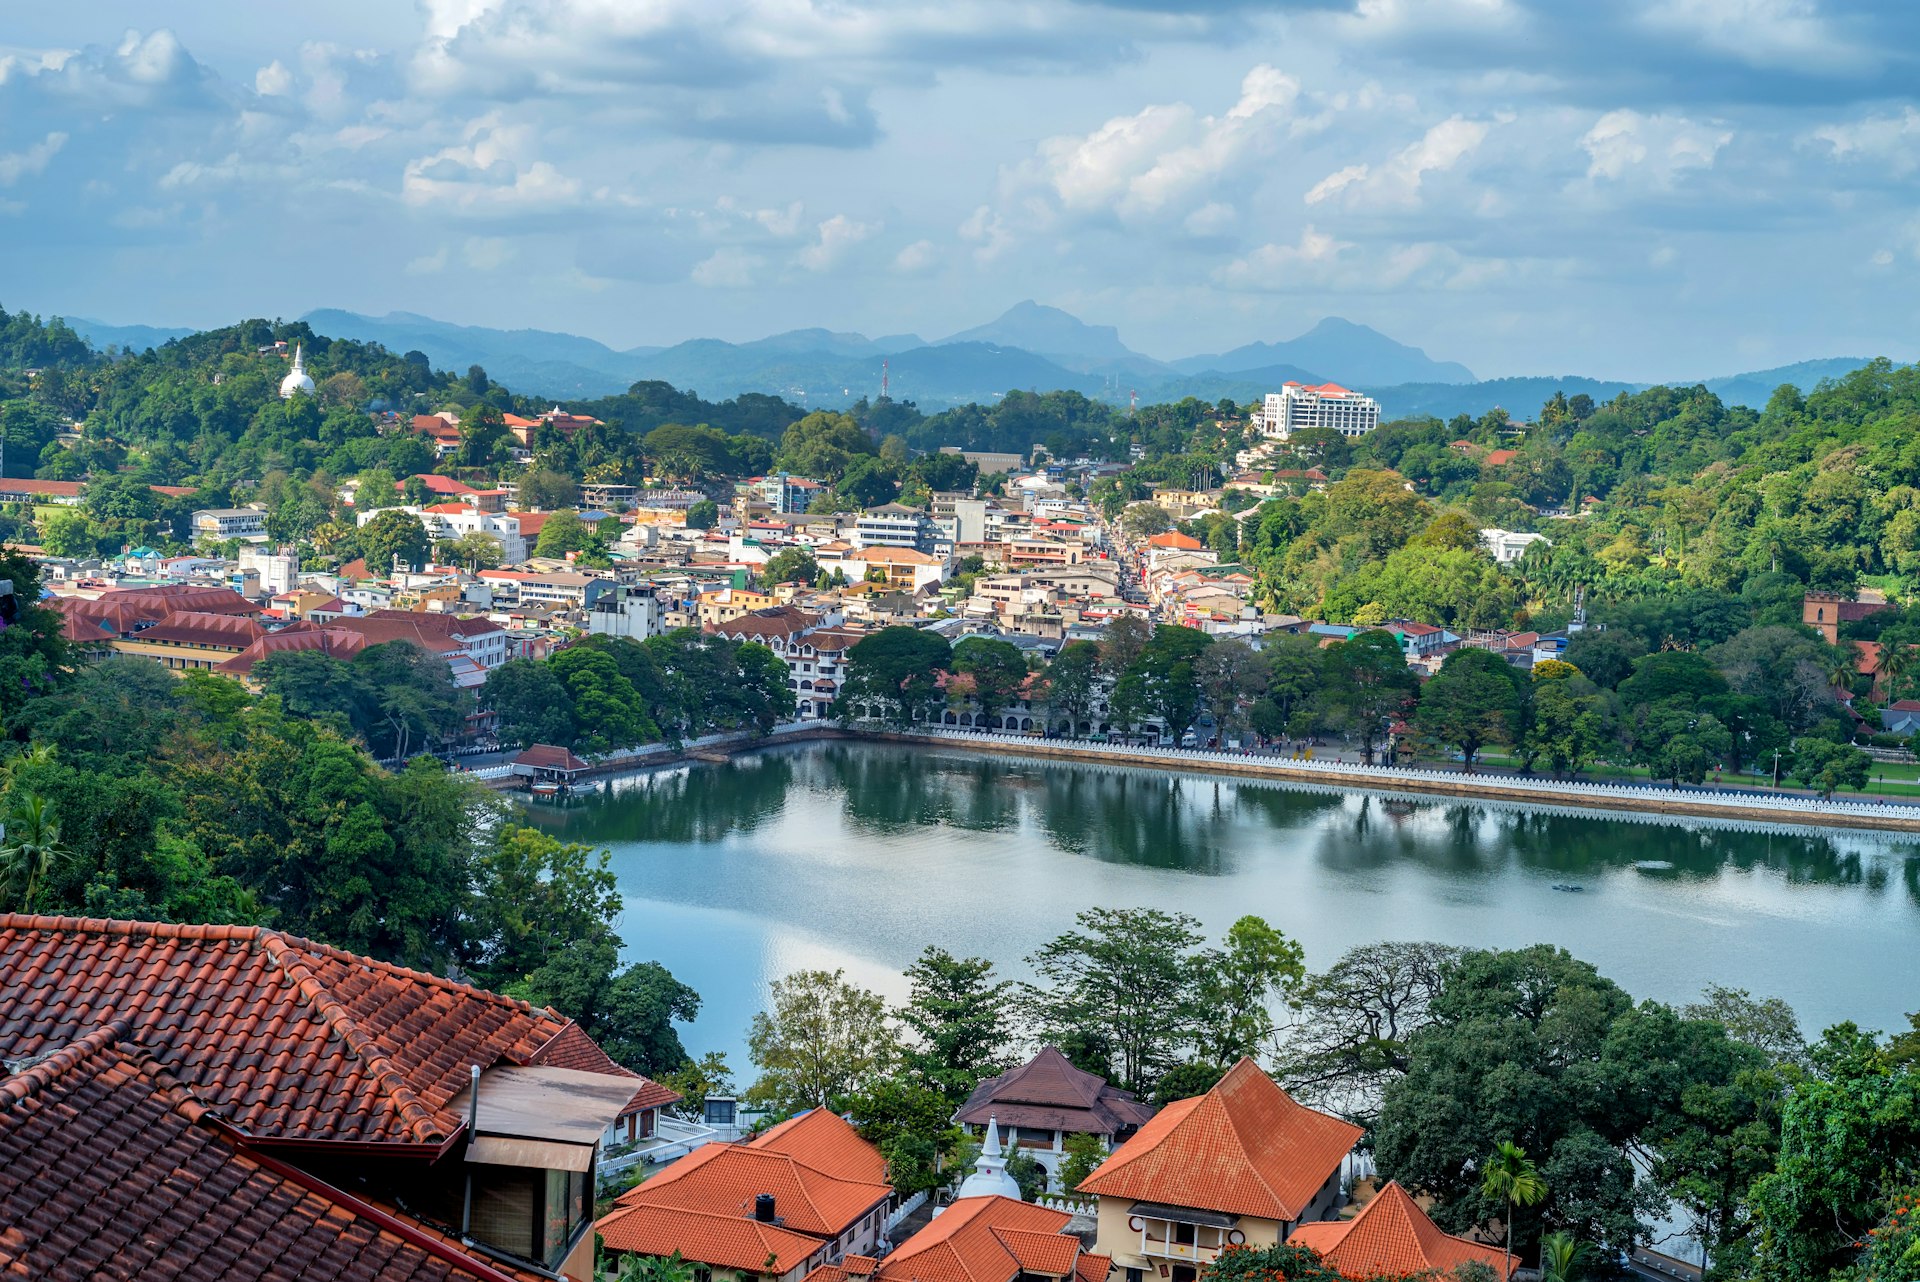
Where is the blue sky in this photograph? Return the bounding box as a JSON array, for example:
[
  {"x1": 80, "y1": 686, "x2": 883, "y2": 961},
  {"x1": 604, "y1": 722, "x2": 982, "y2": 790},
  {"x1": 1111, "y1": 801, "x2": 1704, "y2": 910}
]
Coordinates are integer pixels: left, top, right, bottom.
[{"x1": 1, "y1": 0, "x2": 1916, "y2": 380}]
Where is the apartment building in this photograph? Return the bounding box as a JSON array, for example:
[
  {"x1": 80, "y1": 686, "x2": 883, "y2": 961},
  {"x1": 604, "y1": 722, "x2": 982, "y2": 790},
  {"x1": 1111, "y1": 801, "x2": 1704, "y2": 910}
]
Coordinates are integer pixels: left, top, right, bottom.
[{"x1": 1258, "y1": 382, "x2": 1381, "y2": 440}]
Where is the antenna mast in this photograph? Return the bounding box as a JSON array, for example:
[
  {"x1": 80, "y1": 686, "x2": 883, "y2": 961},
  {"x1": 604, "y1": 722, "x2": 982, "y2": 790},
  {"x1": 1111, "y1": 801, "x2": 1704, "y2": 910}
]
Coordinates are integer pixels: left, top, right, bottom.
[{"x1": 881, "y1": 359, "x2": 890, "y2": 401}]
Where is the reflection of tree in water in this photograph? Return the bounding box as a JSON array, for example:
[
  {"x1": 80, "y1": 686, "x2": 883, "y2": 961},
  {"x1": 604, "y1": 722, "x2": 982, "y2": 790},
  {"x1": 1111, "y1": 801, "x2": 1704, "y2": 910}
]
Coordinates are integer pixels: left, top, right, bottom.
[
  {"x1": 821, "y1": 746, "x2": 1022, "y2": 835},
  {"x1": 1304, "y1": 793, "x2": 1920, "y2": 902},
  {"x1": 527, "y1": 753, "x2": 798, "y2": 845}
]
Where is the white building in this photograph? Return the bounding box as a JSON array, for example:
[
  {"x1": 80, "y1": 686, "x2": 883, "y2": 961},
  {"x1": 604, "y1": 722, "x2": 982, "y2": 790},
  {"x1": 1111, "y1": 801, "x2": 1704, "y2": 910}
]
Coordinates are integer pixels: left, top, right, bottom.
[
  {"x1": 853, "y1": 504, "x2": 935, "y2": 552},
  {"x1": 586, "y1": 586, "x2": 664, "y2": 641},
  {"x1": 357, "y1": 504, "x2": 528, "y2": 565},
  {"x1": 1480, "y1": 528, "x2": 1552, "y2": 564},
  {"x1": 1259, "y1": 382, "x2": 1380, "y2": 440},
  {"x1": 192, "y1": 508, "x2": 270, "y2": 543},
  {"x1": 237, "y1": 546, "x2": 299, "y2": 597}
]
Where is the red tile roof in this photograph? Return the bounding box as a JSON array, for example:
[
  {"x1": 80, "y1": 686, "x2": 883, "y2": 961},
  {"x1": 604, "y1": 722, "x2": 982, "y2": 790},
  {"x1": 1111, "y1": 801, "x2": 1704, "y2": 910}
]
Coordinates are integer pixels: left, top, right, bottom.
[
  {"x1": 0, "y1": 1023, "x2": 538, "y2": 1282},
  {"x1": 0, "y1": 477, "x2": 84, "y2": 498},
  {"x1": 219, "y1": 625, "x2": 369, "y2": 676},
  {"x1": 1143, "y1": 532, "x2": 1204, "y2": 550},
  {"x1": 1484, "y1": 450, "x2": 1519, "y2": 467},
  {"x1": 751, "y1": 1108, "x2": 890, "y2": 1185},
  {"x1": 611, "y1": 1136, "x2": 891, "y2": 1239},
  {"x1": 399, "y1": 475, "x2": 480, "y2": 497},
  {"x1": 1076, "y1": 1058, "x2": 1361, "y2": 1222},
  {"x1": 514, "y1": 744, "x2": 593, "y2": 773},
  {"x1": 597, "y1": 1204, "x2": 829, "y2": 1274},
  {"x1": 954, "y1": 1047, "x2": 1155, "y2": 1137},
  {"x1": 821, "y1": 1196, "x2": 1082, "y2": 1282},
  {"x1": 1286, "y1": 1182, "x2": 1515, "y2": 1278},
  {"x1": 0, "y1": 915, "x2": 573, "y2": 1147},
  {"x1": 129, "y1": 610, "x2": 270, "y2": 649}
]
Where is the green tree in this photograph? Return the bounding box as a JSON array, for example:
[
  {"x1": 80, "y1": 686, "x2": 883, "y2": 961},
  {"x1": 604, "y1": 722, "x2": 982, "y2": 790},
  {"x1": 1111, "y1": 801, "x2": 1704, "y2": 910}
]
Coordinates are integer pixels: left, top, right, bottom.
[
  {"x1": 439, "y1": 528, "x2": 503, "y2": 571},
  {"x1": 483, "y1": 658, "x2": 578, "y2": 749},
  {"x1": 1481, "y1": 1141, "x2": 1546, "y2": 1280},
  {"x1": 839, "y1": 626, "x2": 952, "y2": 726},
  {"x1": 1121, "y1": 503, "x2": 1173, "y2": 538},
  {"x1": 684, "y1": 499, "x2": 719, "y2": 530},
  {"x1": 469, "y1": 824, "x2": 623, "y2": 986},
  {"x1": 550, "y1": 646, "x2": 655, "y2": 753},
  {"x1": 899, "y1": 947, "x2": 1016, "y2": 1101},
  {"x1": 1525, "y1": 674, "x2": 1612, "y2": 775},
  {"x1": 353, "y1": 641, "x2": 473, "y2": 760},
  {"x1": 847, "y1": 1073, "x2": 965, "y2": 1197},
  {"x1": 1416, "y1": 647, "x2": 1523, "y2": 767},
  {"x1": 1746, "y1": 1026, "x2": 1920, "y2": 1279},
  {"x1": 1194, "y1": 639, "x2": 1267, "y2": 740},
  {"x1": 1112, "y1": 624, "x2": 1214, "y2": 743},
  {"x1": 1043, "y1": 640, "x2": 1101, "y2": 734},
  {"x1": 1191, "y1": 915, "x2": 1305, "y2": 1065},
  {"x1": 746, "y1": 968, "x2": 897, "y2": 1111},
  {"x1": 1788, "y1": 736, "x2": 1871, "y2": 798},
  {"x1": 658, "y1": 1052, "x2": 734, "y2": 1121},
  {"x1": 536, "y1": 510, "x2": 605, "y2": 559},
  {"x1": 951, "y1": 636, "x2": 1030, "y2": 723},
  {"x1": 512, "y1": 940, "x2": 701, "y2": 1076},
  {"x1": 358, "y1": 509, "x2": 431, "y2": 572},
  {"x1": 1028, "y1": 907, "x2": 1204, "y2": 1095},
  {"x1": 0, "y1": 792, "x2": 71, "y2": 911},
  {"x1": 1060, "y1": 1131, "x2": 1106, "y2": 1191},
  {"x1": 760, "y1": 547, "x2": 820, "y2": 586},
  {"x1": 1316, "y1": 630, "x2": 1419, "y2": 764}
]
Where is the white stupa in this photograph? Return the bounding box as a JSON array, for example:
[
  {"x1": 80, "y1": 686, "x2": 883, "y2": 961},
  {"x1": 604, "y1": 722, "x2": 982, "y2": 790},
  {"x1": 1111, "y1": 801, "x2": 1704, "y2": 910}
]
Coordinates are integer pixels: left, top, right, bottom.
[
  {"x1": 954, "y1": 1115, "x2": 1021, "y2": 1201},
  {"x1": 279, "y1": 343, "x2": 316, "y2": 399}
]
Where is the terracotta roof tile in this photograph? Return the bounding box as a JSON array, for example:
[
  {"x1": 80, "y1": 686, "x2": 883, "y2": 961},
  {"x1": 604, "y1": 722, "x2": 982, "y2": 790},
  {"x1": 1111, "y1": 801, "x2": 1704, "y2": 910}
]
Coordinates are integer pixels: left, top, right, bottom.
[
  {"x1": 1076, "y1": 1059, "x2": 1361, "y2": 1222},
  {"x1": 597, "y1": 1204, "x2": 828, "y2": 1274},
  {"x1": 1286, "y1": 1182, "x2": 1515, "y2": 1278},
  {"x1": 751, "y1": 1109, "x2": 889, "y2": 1185},
  {"x1": 849, "y1": 1197, "x2": 1076, "y2": 1282},
  {"x1": 0, "y1": 915, "x2": 571, "y2": 1147},
  {"x1": 531, "y1": 1023, "x2": 682, "y2": 1116},
  {"x1": 612, "y1": 1138, "x2": 890, "y2": 1239},
  {"x1": 0, "y1": 1023, "x2": 536, "y2": 1282}
]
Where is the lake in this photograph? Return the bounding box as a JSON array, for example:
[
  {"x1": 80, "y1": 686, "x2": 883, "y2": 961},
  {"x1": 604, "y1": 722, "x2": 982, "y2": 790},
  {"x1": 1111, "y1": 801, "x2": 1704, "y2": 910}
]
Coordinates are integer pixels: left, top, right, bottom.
[{"x1": 525, "y1": 740, "x2": 1920, "y2": 1069}]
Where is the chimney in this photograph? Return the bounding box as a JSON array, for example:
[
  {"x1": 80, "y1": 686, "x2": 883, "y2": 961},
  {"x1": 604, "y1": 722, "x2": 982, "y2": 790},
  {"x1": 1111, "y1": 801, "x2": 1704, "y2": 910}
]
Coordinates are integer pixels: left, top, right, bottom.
[{"x1": 755, "y1": 1194, "x2": 777, "y2": 1223}]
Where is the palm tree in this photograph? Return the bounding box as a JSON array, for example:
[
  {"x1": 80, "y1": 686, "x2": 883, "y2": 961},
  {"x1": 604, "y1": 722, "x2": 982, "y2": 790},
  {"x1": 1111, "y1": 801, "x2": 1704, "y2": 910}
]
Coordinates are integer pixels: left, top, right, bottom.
[
  {"x1": 1876, "y1": 643, "x2": 1914, "y2": 706},
  {"x1": 1539, "y1": 1230, "x2": 1589, "y2": 1282},
  {"x1": 1481, "y1": 1140, "x2": 1547, "y2": 1279},
  {"x1": 0, "y1": 793, "x2": 73, "y2": 912}
]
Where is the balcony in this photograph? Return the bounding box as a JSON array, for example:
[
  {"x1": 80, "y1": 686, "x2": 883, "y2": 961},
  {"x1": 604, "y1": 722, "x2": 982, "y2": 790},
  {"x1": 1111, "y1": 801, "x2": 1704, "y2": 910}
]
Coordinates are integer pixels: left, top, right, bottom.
[{"x1": 1129, "y1": 1204, "x2": 1242, "y2": 1264}]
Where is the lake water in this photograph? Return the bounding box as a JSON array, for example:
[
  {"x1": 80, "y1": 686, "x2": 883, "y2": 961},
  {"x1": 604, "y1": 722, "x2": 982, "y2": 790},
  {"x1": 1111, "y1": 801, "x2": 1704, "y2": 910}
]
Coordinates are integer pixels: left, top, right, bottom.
[{"x1": 525, "y1": 741, "x2": 1920, "y2": 1069}]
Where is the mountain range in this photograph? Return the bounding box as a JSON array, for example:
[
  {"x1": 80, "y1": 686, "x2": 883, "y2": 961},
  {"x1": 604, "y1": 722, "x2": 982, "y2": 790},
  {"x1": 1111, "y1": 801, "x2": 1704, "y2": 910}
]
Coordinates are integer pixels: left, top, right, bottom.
[{"x1": 66, "y1": 305, "x2": 1874, "y2": 421}]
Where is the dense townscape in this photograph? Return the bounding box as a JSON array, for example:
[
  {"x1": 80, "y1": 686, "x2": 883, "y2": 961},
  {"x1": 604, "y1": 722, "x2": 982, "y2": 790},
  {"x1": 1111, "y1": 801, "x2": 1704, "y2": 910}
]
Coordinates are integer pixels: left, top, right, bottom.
[{"x1": 0, "y1": 306, "x2": 1916, "y2": 1282}]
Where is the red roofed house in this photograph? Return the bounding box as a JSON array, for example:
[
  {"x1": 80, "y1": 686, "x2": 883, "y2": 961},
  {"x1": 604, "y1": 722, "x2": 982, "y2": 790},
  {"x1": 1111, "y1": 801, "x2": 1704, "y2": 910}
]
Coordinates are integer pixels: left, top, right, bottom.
[
  {"x1": 0, "y1": 913, "x2": 682, "y2": 1281},
  {"x1": 1483, "y1": 450, "x2": 1519, "y2": 467},
  {"x1": 953, "y1": 1047, "x2": 1154, "y2": 1192},
  {"x1": 1143, "y1": 531, "x2": 1204, "y2": 551},
  {"x1": 804, "y1": 1196, "x2": 1110, "y2": 1282},
  {"x1": 1079, "y1": 1059, "x2": 1363, "y2": 1282},
  {"x1": 1287, "y1": 1181, "x2": 1514, "y2": 1279},
  {"x1": 596, "y1": 1108, "x2": 895, "y2": 1282}
]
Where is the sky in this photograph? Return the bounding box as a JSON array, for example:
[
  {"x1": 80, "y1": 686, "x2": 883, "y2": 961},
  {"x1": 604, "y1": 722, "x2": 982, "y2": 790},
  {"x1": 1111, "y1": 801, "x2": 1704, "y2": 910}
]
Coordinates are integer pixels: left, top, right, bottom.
[{"x1": 1, "y1": 0, "x2": 1918, "y2": 381}]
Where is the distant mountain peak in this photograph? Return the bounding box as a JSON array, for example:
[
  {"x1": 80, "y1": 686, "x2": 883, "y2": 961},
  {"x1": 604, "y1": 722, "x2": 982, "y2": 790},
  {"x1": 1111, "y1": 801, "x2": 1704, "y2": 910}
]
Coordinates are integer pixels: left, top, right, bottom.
[
  {"x1": 1172, "y1": 315, "x2": 1476, "y2": 385},
  {"x1": 938, "y1": 300, "x2": 1136, "y2": 363}
]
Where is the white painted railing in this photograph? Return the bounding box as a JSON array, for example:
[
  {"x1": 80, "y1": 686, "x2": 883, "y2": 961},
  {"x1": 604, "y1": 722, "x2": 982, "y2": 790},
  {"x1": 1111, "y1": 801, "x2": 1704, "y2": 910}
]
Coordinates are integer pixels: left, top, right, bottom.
[
  {"x1": 895, "y1": 727, "x2": 1920, "y2": 825},
  {"x1": 1035, "y1": 1193, "x2": 1098, "y2": 1216},
  {"x1": 885, "y1": 1191, "x2": 929, "y2": 1231}
]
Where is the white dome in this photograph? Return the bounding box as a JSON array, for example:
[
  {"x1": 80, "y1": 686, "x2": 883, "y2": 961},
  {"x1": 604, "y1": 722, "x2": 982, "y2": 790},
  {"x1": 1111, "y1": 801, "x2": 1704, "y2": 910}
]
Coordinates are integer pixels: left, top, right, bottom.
[
  {"x1": 955, "y1": 1117, "x2": 1022, "y2": 1201},
  {"x1": 280, "y1": 343, "x2": 316, "y2": 399}
]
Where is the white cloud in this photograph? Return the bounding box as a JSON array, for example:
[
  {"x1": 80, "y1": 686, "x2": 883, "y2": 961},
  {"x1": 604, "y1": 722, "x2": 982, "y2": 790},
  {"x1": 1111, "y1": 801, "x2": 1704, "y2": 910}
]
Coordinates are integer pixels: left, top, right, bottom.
[
  {"x1": 754, "y1": 201, "x2": 805, "y2": 237},
  {"x1": 691, "y1": 247, "x2": 759, "y2": 288},
  {"x1": 1213, "y1": 225, "x2": 1353, "y2": 290},
  {"x1": 892, "y1": 239, "x2": 938, "y2": 274},
  {"x1": 1639, "y1": 0, "x2": 1866, "y2": 73},
  {"x1": 255, "y1": 60, "x2": 293, "y2": 96},
  {"x1": 798, "y1": 213, "x2": 878, "y2": 271},
  {"x1": 1030, "y1": 65, "x2": 1302, "y2": 223},
  {"x1": 0, "y1": 132, "x2": 66, "y2": 186},
  {"x1": 1810, "y1": 108, "x2": 1920, "y2": 176},
  {"x1": 1581, "y1": 109, "x2": 1731, "y2": 184},
  {"x1": 1303, "y1": 116, "x2": 1490, "y2": 209},
  {"x1": 402, "y1": 114, "x2": 582, "y2": 213},
  {"x1": 1183, "y1": 202, "x2": 1236, "y2": 236},
  {"x1": 1304, "y1": 164, "x2": 1368, "y2": 205},
  {"x1": 959, "y1": 204, "x2": 1010, "y2": 262}
]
